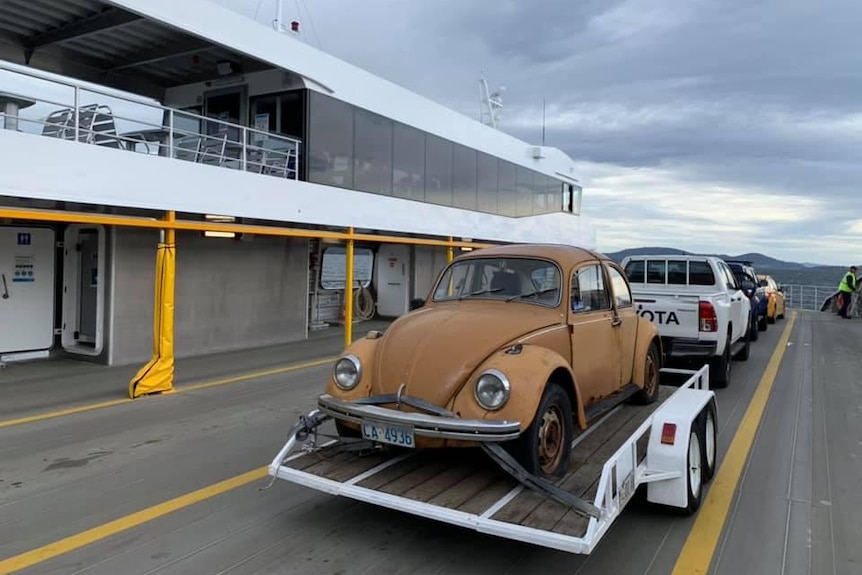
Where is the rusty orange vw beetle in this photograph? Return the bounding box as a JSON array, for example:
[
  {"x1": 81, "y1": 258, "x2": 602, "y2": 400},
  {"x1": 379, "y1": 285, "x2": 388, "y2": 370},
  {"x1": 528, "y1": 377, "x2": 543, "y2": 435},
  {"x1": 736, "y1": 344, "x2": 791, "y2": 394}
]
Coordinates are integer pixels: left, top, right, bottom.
[{"x1": 318, "y1": 244, "x2": 663, "y2": 479}]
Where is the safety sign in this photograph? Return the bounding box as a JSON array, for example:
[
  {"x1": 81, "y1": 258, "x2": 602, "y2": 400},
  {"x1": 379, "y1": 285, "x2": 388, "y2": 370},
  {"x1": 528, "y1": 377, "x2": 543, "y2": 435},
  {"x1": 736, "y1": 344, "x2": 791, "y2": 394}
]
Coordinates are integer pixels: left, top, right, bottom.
[
  {"x1": 17, "y1": 232, "x2": 31, "y2": 245},
  {"x1": 13, "y1": 256, "x2": 35, "y2": 283}
]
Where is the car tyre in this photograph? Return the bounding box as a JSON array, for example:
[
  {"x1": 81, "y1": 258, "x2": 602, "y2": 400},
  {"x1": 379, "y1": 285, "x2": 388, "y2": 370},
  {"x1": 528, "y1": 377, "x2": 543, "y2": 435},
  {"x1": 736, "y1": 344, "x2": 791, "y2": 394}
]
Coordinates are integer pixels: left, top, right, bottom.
[
  {"x1": 749, "y1": 315, "x2": 759, "y2": 342},
  {"x1": 700, "y1": 399, "x2": 717, "y2": 483},
  {"x1": 758, "y1": 314, "x2": 768, "y2": 332},
  {"x1": 735, "y1": 324, "x2": 750, "y2": 361},
  {"x1": 632, "y1": 341, "x2": 660, "y2": 405},
  {"x1": 710, "y1": 332, "x2": 731, "y2": 388},
  {"x1": 515, "y1": 382, "x2": 573, "y2": 480},
  {"x1": 682, "y1": 422, "x2": 704, "y2": 514}
]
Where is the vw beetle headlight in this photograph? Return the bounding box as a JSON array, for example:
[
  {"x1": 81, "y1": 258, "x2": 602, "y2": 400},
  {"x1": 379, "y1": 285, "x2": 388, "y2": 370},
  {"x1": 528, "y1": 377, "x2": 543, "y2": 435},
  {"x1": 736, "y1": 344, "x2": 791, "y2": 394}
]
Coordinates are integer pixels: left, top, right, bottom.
[
  {"x1": 333, "y1": 355, "x2": 361, "y2": 390},
  {"x1": 474, "y1": 369, "x2": 510, "y2": 410}
]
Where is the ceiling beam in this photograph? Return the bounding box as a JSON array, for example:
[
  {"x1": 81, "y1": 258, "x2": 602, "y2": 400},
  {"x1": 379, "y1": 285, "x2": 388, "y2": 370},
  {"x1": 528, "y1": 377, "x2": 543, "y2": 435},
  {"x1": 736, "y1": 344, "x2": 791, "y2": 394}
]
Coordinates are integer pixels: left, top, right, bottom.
[
  {"x1": 108, "y1": 36, "x2": 216, "y2": 72},
  {"x1": 25, "y1": 8, "x2": 142, "y2": 49}
]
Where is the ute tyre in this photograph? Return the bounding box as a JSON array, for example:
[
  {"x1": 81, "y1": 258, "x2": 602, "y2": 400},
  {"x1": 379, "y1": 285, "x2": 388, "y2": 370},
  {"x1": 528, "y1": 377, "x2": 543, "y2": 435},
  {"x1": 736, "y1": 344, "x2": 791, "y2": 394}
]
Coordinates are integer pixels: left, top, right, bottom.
[
  {"x1": 632, "y1": 341, "x2": 661, "y2": 405},
  {"x1": 700, "y1": 400, "x2": 717, "y2": 483},
  {"x1": 735, "y1": 325, "x2": 750, "y2": 361},
  {"x1": 710, "y1": 333, "x2": 732, "y2": 388},
  {"x1": 514, "y1": 382, "x2": 574, "y2": 480},
  {"x1": 683, "y1": 423, "x2": 704, "y2": 514}
]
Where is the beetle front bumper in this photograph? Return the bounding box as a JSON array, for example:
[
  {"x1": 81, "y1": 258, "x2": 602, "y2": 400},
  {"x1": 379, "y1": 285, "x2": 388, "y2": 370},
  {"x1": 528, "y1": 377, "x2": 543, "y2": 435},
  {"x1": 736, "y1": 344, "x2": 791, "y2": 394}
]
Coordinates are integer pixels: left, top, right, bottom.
[{"x1": 317, "y1": 393, "x2": 522, "y2": 441}]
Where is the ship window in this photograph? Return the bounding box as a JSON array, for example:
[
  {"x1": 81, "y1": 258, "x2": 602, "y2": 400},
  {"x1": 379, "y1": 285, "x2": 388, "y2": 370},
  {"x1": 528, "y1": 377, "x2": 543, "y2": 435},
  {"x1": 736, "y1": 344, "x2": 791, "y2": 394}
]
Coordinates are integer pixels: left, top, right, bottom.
[
  {"x1": 477, "y1": 152, "x2": 498, "y2": 214},
  {"x1": 393, "y1": 123, "x2": 425, "y2": 201},
  {"x1": 307, "y1": 92, "x2": 354, "y2": 189},
  {"x1": 354, "y1": 108, "x2": 393, "y2": 195},
  {"x1": 498, "y1": 161, "x2": 517, "y2": 216},
  {"x1": 452, "y1": 144, "x2": 478, "y2": 210},
  {"x1": 425, "y1": 134, "x2": 453, "y2": 206},
  {"x1": 516, "y1": 166, "x2": 533, "y2": 216}
]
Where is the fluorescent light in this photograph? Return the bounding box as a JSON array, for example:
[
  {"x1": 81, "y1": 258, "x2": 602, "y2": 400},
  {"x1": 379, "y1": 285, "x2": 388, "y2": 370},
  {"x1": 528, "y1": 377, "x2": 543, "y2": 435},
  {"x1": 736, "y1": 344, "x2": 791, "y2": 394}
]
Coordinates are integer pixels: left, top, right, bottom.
[{"x1": 204, "y1": 230, "x2": 236, "y2": 238}]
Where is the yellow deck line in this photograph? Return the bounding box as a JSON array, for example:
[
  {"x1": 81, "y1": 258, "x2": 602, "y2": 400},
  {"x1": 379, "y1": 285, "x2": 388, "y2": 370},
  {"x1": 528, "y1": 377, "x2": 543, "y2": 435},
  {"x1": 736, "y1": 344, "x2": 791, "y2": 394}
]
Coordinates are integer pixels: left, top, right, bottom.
[
  {"x1": 671, "y1": 311, "x2": 797, "y2": 575},
  {"x1": 0, "y1": 357, "x2": 335, "y2": 429},
  {"x1": 0, "y1": 467, "x2": 268, "y2": 575}
]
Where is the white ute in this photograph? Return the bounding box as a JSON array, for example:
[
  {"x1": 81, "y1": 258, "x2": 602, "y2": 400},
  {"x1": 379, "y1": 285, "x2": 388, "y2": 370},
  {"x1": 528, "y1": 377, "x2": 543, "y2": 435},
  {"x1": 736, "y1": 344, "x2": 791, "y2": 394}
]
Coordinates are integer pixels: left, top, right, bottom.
[
  {"x1": 266, "y1": 366, "x2": 717, "y2": 555},
  {"x1": 620, "y1": 254, "x2": 752, "y2": 387}
]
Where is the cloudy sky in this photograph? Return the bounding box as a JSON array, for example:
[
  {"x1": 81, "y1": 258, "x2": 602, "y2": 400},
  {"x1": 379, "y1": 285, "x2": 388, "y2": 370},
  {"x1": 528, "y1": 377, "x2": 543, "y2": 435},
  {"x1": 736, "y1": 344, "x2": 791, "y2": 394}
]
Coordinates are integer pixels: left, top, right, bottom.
[{"x1": 214, "y1": 0, "x2": 862, "y2": 266}]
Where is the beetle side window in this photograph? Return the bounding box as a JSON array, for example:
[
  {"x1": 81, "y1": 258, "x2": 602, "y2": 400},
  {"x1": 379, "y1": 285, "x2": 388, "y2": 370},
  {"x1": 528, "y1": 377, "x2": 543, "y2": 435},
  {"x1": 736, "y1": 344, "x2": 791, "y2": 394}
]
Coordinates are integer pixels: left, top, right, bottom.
[
  {"x1": 606, "y1": 265, "x2": 633, "y2": 308},
  {"x1": 571, "y1": 264, "x2": 610, "y2": 313}
]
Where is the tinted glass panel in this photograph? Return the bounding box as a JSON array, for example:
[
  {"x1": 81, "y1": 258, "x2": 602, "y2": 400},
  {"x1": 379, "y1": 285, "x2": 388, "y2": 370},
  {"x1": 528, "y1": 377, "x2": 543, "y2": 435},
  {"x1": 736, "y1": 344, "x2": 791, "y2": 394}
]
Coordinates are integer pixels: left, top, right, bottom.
[
  {"x1": 667, "y1": 260, "x2": 687, "y2": 284},
  {"x1": 353, "y1": 108, "x2": 393, "y2": 195},
  {"x1": 624, "y1": 260, "x2": 645, "y2": 283},
  {"x1": 516, "y1": 166, "x2": 533, "y2": 216},
  {"x1": 425, "y1": 134, "x2": 453, "y2": 206},
  {"x1": 392, "y1": 123, "x2": 425, "y2": 201},
  {"x1": 689, "y1": 261, "x2": 715, "y2": 285},
  {"x1": 607, "y1": 266, "x2": 633, "y2": 307},
  {"x1": 498, "y1": 161, "x2": 517, "y2": 216},
  {"x1": 307, "y1": 92, "x2": 353, "y2": 188},
  {"x1": 477, "y1": 152, "x2": 498, "y2": 213},
  {"x1": 278, "y1": 90, "x2": 304, "y2": 139},
  {"x1": 452, "y1": 144, "x2": 477, "y2": 210},
  {"x1": 647, "y1": 260, "x2": 666, "y2": 284}
]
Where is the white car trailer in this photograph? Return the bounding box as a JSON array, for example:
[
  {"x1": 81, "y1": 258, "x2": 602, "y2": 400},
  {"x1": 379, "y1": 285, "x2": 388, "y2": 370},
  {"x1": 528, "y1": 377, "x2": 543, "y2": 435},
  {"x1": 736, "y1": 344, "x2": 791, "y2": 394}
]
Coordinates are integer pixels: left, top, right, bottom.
[{"x1": 266, "y1": 365, "x2": 717, "y2": 555}]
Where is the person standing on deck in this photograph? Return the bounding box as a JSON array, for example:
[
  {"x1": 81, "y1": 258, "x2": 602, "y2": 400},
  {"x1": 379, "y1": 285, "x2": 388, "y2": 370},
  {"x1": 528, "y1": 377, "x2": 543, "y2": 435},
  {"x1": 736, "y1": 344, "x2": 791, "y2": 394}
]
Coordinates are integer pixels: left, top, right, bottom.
[{"x1": 836, "y1": 265, "x2": 858, "y2": 318}]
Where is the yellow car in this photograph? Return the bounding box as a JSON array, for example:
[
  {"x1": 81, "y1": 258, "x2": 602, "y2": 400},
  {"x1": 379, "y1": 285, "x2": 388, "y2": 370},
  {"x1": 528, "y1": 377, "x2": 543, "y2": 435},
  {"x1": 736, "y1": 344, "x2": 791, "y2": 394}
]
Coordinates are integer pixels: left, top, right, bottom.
[{"x1": 757, "y1": 274, "x2": 786, "y2": 323}]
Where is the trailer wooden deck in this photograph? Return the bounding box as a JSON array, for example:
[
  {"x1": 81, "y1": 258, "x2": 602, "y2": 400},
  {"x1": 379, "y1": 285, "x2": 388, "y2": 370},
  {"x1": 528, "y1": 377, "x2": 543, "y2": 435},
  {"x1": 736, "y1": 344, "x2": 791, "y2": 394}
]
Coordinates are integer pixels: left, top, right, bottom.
[{"x1": 281, "y1": 385, "x2": 675, "y2": 539}]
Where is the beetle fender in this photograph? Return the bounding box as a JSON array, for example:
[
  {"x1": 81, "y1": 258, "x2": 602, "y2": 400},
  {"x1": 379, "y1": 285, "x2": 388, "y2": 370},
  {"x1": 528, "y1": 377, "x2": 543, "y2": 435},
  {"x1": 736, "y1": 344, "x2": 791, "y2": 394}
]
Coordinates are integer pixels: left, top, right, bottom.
[
  {"x1": 323, "y1": 336, "x2": 381, "y2": 400},
  {"x1": 631, "y1": 319, "x2": 662, "y2": 388},
  {"x1": 450, "y1": 344, "x2": 588, "y2": 431}
]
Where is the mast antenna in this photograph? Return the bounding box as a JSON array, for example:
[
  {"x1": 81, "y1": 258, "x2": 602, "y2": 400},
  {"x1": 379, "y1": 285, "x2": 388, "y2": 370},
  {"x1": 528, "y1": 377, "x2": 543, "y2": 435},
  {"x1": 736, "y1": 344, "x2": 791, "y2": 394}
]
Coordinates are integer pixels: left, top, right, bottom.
[{"x1": 479, "y1": 73, "x2": 505, "y2": 129}]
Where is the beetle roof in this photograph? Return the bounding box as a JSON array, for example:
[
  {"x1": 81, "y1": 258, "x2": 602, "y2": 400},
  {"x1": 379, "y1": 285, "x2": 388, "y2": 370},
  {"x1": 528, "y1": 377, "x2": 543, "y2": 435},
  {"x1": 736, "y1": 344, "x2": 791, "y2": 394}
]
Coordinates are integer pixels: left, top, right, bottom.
[{"x1": 457, "y1": 244, "x2": 611, "y2": 269}]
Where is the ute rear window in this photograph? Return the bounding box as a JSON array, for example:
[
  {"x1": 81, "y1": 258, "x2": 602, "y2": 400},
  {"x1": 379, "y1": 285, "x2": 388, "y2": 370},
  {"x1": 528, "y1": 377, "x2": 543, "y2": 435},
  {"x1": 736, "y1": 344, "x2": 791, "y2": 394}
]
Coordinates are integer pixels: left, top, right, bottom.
[
  {"x1": 624, "y1": 260, "x2": 644, "y2": 282},
  {"x1": 688, "y1": 261, "x2": 715, "y2": 285}
]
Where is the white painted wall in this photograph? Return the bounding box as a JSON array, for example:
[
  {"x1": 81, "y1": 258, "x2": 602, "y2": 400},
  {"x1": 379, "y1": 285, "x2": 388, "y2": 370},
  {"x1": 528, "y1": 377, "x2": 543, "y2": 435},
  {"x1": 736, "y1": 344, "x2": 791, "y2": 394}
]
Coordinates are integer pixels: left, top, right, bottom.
[{"x1": 0, "y1": 131, "x2": 597, "y2": 248}]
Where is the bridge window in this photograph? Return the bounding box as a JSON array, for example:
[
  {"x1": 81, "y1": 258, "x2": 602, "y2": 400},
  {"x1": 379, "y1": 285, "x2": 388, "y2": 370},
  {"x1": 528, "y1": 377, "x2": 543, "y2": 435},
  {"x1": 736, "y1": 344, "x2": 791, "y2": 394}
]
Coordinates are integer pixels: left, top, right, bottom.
[
  {"x1": 307, "y1": 92, "x2": 354, "y2": 188},
  {"x1": 393, "y1": 123, "x2": 426, "y2": 201},
  {"x1": 477, "y1": 152, "x2": 499, "y2": 213},
  {"x1": 453, "y1": 144, "x2": 478, "y2": 210},
  {"x1": 425, "y1": 134, "x2": 453, "y2": 206},
  {"x1": 353, "y1": 108, "x2": 393, "y2": 196}
]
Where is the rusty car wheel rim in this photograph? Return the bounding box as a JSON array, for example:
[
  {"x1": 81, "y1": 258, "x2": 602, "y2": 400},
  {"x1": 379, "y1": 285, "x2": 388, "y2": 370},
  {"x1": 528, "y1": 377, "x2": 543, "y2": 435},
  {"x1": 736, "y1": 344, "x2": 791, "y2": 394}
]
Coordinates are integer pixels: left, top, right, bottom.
[
  {"x1": 644, "y1": 349, "x2": 658, "y2": 396},
  {"x1": 538, "y1": 405, "x2": 565, "y2": 474}
]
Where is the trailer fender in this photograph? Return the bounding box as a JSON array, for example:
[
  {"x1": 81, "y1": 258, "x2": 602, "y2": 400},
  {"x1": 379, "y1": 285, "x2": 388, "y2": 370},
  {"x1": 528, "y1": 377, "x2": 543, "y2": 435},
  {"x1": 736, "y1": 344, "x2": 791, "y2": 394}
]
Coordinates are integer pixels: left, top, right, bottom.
[
  {"x1": 450, "y1": 345, "x2": 588, "y2": 431},
  {"x1": 645, "y1": 389, "x2": 716, "y2": 510}
]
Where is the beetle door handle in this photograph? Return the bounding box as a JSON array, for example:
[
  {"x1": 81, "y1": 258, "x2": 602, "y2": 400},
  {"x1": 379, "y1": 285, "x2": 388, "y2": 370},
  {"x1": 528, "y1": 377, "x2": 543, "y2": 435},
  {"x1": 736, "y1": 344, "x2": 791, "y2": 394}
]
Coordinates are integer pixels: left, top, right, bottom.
[{"x1": 1, "y1": 273, "x2": 8, "y2": 299}]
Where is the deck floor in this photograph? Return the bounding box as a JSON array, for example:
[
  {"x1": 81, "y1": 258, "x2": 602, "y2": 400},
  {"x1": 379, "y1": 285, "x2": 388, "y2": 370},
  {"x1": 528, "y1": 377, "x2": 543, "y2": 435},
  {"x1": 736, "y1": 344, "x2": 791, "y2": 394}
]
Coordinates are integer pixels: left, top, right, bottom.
[{"x1": 284, "y1": 385, "x2": 675, "y2": 539}]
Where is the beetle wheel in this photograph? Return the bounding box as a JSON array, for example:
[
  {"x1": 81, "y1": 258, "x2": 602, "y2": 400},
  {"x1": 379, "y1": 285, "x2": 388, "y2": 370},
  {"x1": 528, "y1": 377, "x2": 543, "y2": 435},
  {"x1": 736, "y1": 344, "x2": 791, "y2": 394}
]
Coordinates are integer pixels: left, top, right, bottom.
[
  {"x1": 632, "y1": 341, "x2": 660, "y2": 404},
  {"x1": 538, "y1": 404, "x2": 566, "y2": 475}
]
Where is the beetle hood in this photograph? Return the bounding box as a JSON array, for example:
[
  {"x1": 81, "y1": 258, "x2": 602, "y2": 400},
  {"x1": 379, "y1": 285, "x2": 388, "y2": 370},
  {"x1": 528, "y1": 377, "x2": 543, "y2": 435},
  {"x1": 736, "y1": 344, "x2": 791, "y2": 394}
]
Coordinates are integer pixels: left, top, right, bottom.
[{"x1": 371, "y1": 303, "x2": 559, "y2": 407}]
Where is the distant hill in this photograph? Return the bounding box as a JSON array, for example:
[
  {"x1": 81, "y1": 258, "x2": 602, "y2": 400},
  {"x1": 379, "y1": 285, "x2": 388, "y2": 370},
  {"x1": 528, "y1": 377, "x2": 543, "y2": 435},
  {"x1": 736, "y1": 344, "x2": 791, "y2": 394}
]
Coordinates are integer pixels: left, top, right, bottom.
[{"x1": 603, "y1": 246, "x2": 847, "y2": 288}]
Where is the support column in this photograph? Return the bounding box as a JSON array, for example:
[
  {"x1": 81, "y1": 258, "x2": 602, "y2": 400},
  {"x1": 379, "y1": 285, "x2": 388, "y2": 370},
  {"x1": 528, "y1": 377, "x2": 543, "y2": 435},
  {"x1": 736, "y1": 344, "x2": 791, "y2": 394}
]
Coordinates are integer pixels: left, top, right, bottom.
[
  {"x1": 447, "y1": 236, "x2": 454, "y2": 263},
  {"x1": 129, "y1": 211, "x2": 177, "y2": 398},
  {"x1": 344, "y1": 227, "x2": 355, "y2": 348}
]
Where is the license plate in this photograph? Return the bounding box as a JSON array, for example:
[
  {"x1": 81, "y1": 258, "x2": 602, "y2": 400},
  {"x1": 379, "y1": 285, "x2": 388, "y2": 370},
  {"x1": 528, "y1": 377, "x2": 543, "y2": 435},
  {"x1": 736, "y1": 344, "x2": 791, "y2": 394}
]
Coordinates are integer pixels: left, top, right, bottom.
[{"x1": 361, "y1": 419, "x2": 415, "y2": 448}]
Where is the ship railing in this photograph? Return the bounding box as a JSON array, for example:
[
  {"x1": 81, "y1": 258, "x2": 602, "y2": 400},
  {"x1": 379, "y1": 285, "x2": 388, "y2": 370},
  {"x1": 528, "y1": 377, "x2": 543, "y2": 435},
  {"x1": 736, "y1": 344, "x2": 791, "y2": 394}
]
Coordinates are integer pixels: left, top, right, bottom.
[
  {"x1": 0, "y1": 59, "x2": 300, "y2": 180},
  {"x1": 781, "y1": 283, "x2": 861, "y2": 317}
]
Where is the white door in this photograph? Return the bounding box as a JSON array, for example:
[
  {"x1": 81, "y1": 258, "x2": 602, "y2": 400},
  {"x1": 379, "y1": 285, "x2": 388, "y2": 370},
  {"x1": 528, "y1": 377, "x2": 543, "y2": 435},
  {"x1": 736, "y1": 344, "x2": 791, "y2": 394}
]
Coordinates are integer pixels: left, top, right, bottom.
[
  {"x1": 0, "y1": 227, "x2": 55, "y2": 354},
  {"x1": 375, "y1": 243, "x2": 411, "y2": 317}
]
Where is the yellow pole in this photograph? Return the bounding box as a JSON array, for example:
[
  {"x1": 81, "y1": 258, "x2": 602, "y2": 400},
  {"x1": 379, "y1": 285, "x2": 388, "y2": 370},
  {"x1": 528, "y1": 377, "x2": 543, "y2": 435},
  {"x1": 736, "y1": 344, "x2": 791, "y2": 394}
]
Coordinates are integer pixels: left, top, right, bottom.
[
  {"x1": 345, "y1": 227, "x2": 354, "y2": 348},
  {"x1": 447, "y1": 236, "x2": 454, "y2": 262},
  {"x1": 128, "y1": 210, "x2": 176, "y2": 398}
]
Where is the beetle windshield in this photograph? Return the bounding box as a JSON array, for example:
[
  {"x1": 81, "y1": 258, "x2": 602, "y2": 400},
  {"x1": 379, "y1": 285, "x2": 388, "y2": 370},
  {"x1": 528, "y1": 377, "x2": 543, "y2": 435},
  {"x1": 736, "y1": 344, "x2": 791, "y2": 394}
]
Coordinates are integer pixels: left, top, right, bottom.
[{"x1": 432, "y1": 257, "x2": 561, "y2": 307}]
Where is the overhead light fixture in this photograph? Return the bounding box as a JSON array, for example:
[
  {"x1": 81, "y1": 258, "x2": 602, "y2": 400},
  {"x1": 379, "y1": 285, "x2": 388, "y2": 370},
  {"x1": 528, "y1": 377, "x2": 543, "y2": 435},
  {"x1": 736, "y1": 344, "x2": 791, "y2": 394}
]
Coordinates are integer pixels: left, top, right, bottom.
[
  {"x1": 204, "y1": 230, "x2": 236, "y2": 238},
  {"x1": 217, "y1": 61, "x2": 234, "y2": 76}
]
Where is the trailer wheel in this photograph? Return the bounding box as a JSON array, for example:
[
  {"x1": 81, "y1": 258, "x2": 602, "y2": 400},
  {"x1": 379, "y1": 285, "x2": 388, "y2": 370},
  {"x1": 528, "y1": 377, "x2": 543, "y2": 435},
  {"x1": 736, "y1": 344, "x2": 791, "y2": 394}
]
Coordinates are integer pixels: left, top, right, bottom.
[
  {"x1": 683, "y1": 423, "x2": 704, "y2": 514},
  {"x1": 632, "y1": 341, "x2": 660, "y2": 405},
  {"x1": 700, "y1": 400, "x2": 717, "y2": 483},
  {"x1": 515, "y1": 382, "x2": 573, "y2": 479}
]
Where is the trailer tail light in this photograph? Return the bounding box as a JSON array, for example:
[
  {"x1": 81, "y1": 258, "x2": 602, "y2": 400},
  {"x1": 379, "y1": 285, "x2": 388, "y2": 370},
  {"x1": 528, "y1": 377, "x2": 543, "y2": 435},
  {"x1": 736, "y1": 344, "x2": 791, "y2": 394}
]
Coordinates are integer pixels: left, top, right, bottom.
[
  {"x1": 699, "y1": 301, "x2": 717, "y2": 332},
  {"x1": 661, "y1": 423, "x2": 677, "y2": 445}
]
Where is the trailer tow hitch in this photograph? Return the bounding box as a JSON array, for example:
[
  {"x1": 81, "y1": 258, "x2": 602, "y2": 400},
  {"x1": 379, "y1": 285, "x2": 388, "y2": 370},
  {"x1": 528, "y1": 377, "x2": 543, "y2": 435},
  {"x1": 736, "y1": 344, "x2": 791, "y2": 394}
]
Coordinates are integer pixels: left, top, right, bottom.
[{"x1": 481, "y1": 442, "x2": 601, "y2": 519}]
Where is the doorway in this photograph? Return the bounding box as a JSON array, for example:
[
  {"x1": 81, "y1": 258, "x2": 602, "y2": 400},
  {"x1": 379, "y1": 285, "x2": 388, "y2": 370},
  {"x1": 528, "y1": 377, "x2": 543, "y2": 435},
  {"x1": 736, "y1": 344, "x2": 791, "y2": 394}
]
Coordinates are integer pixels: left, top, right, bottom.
[
  {"x1": 62, "y1": 225, "x2": 106, "y2": 356},
  {"x1": 374, "y1": 244, "x2": 411, "y2": 317}
]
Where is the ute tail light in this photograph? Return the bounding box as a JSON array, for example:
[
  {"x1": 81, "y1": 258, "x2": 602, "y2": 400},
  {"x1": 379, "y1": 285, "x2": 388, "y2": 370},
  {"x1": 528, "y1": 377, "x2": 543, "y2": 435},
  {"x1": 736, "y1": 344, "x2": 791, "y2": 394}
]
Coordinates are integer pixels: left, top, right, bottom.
[
  {"x1": 699, "y1": 301, "x2": 718, "y2": 332},
  {"x1": 661, "y1": 423, "x2": 677, "y2": 445}
]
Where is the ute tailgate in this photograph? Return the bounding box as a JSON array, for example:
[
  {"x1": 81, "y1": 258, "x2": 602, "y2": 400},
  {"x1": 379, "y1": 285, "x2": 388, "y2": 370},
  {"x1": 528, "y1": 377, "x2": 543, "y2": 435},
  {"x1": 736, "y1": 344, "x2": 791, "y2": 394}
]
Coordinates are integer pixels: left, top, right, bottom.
[{"x1": 633, "y1": 292, "x2": 700, "y2": 339}]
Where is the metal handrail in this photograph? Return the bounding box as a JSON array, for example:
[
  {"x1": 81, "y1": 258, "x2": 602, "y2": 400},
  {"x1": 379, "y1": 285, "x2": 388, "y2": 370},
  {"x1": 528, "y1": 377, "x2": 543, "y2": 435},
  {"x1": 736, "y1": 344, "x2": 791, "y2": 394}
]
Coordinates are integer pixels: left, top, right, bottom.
[{"x1": 0, "y1": 59, "x2": 301, "y2": 180}]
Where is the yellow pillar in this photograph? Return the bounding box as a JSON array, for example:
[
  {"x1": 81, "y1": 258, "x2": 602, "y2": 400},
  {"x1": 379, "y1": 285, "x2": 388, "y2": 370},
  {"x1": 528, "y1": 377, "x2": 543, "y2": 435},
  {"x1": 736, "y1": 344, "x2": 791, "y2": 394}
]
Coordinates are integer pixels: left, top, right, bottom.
[
  {"x1": 447, "y1": 236, "x2": 454, "y2": 262},
  {"x1": 129, "y1": 211, "x2": 177, "y2": 398},
  {"x1": 344, "y1": 227, "x2": 355, "y2": 348}
]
